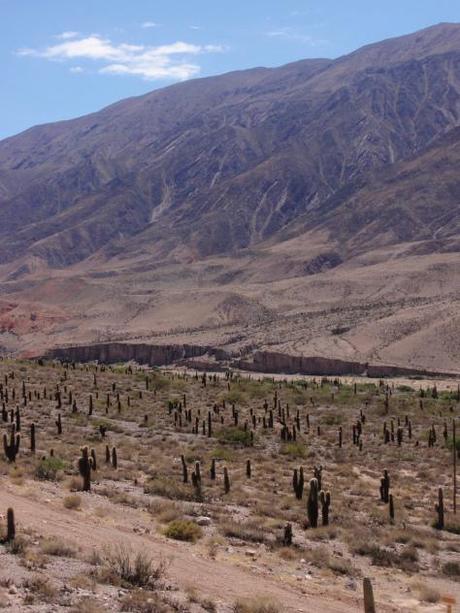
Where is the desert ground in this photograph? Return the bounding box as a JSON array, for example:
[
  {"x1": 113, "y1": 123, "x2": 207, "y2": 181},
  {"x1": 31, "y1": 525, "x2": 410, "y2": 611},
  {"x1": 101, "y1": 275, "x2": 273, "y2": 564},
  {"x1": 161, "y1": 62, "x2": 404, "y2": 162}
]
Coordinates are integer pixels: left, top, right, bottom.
[
  {"x1": 2, "y1": 241, "x2": 460, "y2": 378},
  {"x1": 0, "y1": 357, "x2": 459, "y2": 612}
]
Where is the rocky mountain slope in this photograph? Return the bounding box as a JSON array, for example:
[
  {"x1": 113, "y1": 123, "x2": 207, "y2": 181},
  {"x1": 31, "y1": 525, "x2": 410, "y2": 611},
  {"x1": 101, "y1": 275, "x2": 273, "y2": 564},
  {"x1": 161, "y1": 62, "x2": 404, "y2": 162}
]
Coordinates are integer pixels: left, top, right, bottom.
[{"x1": 0, "y1": 23, "x2": 460, "y2": 372}]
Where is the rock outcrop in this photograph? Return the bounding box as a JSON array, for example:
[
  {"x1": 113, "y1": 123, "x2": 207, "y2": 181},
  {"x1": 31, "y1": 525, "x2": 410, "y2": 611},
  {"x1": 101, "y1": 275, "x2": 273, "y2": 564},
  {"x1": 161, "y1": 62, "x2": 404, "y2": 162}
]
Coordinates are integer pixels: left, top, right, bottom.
[{"x1": 44, "y1": 343, "x2": 459, "y2": 378}]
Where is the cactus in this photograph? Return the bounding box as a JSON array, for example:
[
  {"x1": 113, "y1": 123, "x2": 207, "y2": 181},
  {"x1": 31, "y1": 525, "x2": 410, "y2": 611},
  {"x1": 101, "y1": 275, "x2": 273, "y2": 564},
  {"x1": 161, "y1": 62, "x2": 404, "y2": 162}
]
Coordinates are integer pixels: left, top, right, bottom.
[
  {"x1": 313, "y1": 465, "x2": 322, "y2": 491},
  {"x1": 293, "y1": 468, "x2": 298, "y2": 494},
  {"x1": 55, "y1": 413, "x2": 62, "y2": 435},
  {"x1": 90, "y1": 448, "x2": 97, "y2": 471},
  {"x1": 78, "y1": 446, "x2": 93, "y2": 491},
  {"x1": 210, "y1": 458, "x2": 216, "y2": 480},
  {"x1": 3, "y1": 424, "x2": 20, "y2": 462},
  {"x1": 191, "y1": 466, "x2": 203, "y2": 500},
  {"x1": 224, "y1": 467, "x2": 230, "y2": 493},
  {"x1": 283, "y1": 523, "x2": 293, "y2": 546},
  {"x1": 435, "y1": 487, "x2": 444, "y2": 530},
  {"x1": 246, "y1": 459, "x2": 251, "y2": 478},
  {"x1": 30, "y1": 423, "x2": 36, "y2": 453},
  {"x1": 5, "y1": 507, "x2": 15, "y2": 542},
  {"x1": 363, "y1": 578, "x2": 376, "y2": 613},
  {"x1": 15, "y1": 407, "x2": 20, "y2": 432},
  {"x1": 319, "y1": 490, "x2": 331, "y2": 526},
  {"x1": 292, "y1": 467, "x2": 304, "y2": 500},
  {"x1": 181, "y1": 454, "x2": 188, "y2": 483},
  {"x1": 379, "y1": 469, "x2": 390, "y2": 503},
  {"x1": 389, "y1": 494, "x2": 395, "y2": 523},
  {"x1": 111, "y1": 447, "x2": 118, "y2": 469},
  {"x1": 307, "y1": 478, "x2": 319, "y2": 528}
]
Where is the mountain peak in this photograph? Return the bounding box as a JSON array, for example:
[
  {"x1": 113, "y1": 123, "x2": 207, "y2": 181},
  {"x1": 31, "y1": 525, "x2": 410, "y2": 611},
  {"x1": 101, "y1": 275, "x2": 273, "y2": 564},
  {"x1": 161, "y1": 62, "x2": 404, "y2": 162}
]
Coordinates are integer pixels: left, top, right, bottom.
[{"x1": 1, "y1": 24, "x2": 460, "y2": 368}]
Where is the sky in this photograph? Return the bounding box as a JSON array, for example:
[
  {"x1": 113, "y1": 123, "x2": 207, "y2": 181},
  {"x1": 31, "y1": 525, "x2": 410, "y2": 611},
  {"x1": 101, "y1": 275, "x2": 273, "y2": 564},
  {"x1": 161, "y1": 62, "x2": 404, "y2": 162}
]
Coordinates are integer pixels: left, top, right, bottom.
[{"x1": 1, "y1": 0, "x2": 460, "y2": 140}]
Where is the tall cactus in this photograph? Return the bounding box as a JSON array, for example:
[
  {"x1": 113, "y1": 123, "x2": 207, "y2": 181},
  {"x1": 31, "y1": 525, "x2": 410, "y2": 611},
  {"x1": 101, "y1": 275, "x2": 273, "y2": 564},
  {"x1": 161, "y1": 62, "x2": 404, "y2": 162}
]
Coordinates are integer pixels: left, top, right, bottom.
[
  {"x1": 210, "y1": 458, "x2": 216, "y2": 480},
  {"x1": 389, "y1": 494, "x2": 395, "y2": 523},
  {"x1": 435, "y1": 487, "x2": 444, "y2": 530},
  {"x1": 319, "y1": 490, "x2": 331, "y2": 526},
  {"x1": 78, "y1": 446, "x2": 93, "y2": 492},
  {"x1": 4, "y1": 507, "x2": 15, "y2": 542},
  {"x1": 30, "y1": 423, "x2": 36, "y2": 453},
  {"x1": 380, "y1": 469, "x2": 390, "y2": 503},
  {"x1": 111, "y1": 447, "x2": 118, "y2": 469},
  {"x1": 181, "y1": 454, "x2": 188, "y2": 483},
  {"x1": 307, "y1": 478, "x2": 319, "y2": 528},
  {"x1": 224, "y1": 467, "x2": 230, "y2": 494},
  {"x1": 3, "y1": 424, "x2": 20, "y2": 462},
  {"x1": 246, "y1": 459, "x2": 251, "y2": 478},
  {"x1": 313, "y1": 465, "x2": 322, "y2": 491}
]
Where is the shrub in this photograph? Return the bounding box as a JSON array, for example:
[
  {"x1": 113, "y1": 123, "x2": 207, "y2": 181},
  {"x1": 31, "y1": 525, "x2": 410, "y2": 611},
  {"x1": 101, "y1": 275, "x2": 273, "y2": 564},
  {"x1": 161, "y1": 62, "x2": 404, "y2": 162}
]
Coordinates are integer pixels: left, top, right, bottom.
[
  {"x1": 224, "y1": 389, "x2": 246, "y2": 404},
  {"x1": 220, "y1": 520, "x2": 266, "y2": 543},
  {"x1": 120, "y1": 590, "x2": 170, "y2": 613},
  {"x1": 210, "y1": 446, "x2": 235, "y2": 462},
  {"x1": 412, "y1": 581, "x2": 440, "y2": 604},
  {"x1": 445, "y1": 520, "x2": 460, "y2": 535},
  {"x1": 442, "y1": 561, "x2": 460, "y2": 577},
  {"x1": 397, "y1": 385, "x2": 414, "y2": 393},
  {"x1": 233, "y1": 596, "x2": 280, "y2": 613},
  {"x1": 23, "y1": 575, "x2": 57, "y2": 603},
  {"x1": 164, "y1": 520, "x2": 202, "y2": 543},
  {"x1": 217, "y1": 427, "x2": 253, "y2": 447},
  {"x1": 144, "y1": 477, "x2": 194, "y2": 501},
  {"x1": 35, "y1": 457, "x2": 66, "y2": 481},
  {"x1": 63, "y1": 494, "x2": 82, "y2": 510},
  {"x1": 41, "y1": 537, "x2": 76, "y2": 558},
  {"x1": 100, "y1": 546, "x2": 167, "y2": 588},
  {"x1": 280, "y1": 442, "x2": 306, "y2": 458}
]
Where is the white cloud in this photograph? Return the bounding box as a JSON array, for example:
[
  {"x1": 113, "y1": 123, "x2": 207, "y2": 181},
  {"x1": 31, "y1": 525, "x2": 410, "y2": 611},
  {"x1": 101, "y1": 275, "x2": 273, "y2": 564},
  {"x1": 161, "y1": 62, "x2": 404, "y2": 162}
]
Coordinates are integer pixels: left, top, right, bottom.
[
  {"x1": 266, "y1": 27, "x2": 328, "y2": 46},
  {"x1": 69, "y1": 66, "x2": 84, "y2": 73},
  {"x1": 56, "y1": 31, "x2": 80, "y2": 40},
  {"x1": 16, "y1": 34, "x2": 224, "y2": 81},
  {"x1": 141, "y1": 21, "x2": 159, "y2": 29}
]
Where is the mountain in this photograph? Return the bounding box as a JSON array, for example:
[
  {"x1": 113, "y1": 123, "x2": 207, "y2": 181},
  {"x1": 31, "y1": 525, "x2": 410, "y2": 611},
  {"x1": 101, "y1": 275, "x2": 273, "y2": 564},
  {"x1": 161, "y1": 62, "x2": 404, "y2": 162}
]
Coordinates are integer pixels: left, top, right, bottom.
[{"x1": 1, "y1": 23, "x2": 460, "y2": 372}]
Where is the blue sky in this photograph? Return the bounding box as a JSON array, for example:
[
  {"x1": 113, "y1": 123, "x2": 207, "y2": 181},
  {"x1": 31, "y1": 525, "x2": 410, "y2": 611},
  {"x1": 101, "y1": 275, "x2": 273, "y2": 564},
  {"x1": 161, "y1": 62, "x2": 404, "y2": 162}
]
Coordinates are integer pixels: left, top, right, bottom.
[{"x1": 1, "y1": 0, "x2": 460, "y2": 139}]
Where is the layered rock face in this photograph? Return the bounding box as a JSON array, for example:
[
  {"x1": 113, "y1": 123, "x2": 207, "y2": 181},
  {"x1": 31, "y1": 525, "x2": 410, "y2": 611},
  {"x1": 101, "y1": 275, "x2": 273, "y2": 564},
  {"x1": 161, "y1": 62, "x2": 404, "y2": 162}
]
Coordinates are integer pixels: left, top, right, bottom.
[
  {"x1": 47, "y1": 343, "x2": 229, "y2": 366},
  {"x1": 45, "y1": 343, "x2": 459, "y2": 378}
]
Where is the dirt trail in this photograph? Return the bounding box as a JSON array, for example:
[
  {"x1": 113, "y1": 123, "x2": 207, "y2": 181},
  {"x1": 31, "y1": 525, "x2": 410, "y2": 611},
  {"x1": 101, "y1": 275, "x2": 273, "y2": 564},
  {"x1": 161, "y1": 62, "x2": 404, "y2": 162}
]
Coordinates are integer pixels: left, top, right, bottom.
[{"x1": 0, "y1": 485, "x2": 374, "y2": 613}]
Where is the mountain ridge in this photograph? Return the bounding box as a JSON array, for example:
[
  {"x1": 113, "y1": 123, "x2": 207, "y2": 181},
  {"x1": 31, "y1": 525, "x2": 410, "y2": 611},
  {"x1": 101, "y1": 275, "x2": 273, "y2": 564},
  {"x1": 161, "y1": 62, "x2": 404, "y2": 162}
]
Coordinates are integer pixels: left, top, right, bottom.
[{"x1": 0, "y1": 23, "x2": 460, "y2": 371}]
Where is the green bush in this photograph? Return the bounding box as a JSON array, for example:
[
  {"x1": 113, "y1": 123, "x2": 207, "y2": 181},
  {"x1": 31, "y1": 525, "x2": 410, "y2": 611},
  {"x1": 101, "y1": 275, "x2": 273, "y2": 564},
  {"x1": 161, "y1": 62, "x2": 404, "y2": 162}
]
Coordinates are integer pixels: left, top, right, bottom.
[
  {"x1": 217, "y1": 427, "x2": 253, "y2": 447},
  {"x1": 35, "y1": 457, "x2": 66, "y2": 481},
  {"x1": 223, "y1": 389, "x2": 246, "y2": 405},
  {"x1": 164, "y1": 520, "x2": 202, "y2": 542},
  {"x1": 442, "y1": 561, "x2": 460, "y2": 577},
  {"x1": 233, "y1": 596, "x2": 280, "y2": 613},
  {"x1": 280, "y1": 442, "x2": 306, "y2": 458},
  {"x1": 210, "y1": 446, "x2": 234, "y2": 462},
  {"x1": 144, "y1": 477, "x2": 194, "y2": 501},
  {"x1": 397, "y1": 385, "x2": 414, "y2": 393}
]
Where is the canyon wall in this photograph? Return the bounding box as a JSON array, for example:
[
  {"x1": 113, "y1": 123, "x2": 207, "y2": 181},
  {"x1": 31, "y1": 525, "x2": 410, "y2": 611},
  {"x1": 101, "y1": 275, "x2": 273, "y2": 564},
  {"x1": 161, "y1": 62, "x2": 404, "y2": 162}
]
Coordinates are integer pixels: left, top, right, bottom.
[
  {"x1": 44, "y1": 343, "x2": 459, "y2": 378},
  {"x1": 47, "y1": 342, "x2": 229, "y2": 366},
  {"x1": 237, "y1": 351, "x2": 458, "y2": 378}
]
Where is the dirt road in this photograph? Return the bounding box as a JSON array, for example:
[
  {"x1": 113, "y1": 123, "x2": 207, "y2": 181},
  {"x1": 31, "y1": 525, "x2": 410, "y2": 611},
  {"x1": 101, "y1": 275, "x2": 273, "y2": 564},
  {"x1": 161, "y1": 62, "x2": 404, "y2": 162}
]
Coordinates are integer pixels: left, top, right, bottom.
[{"x1": 0, "y1": 484, "x2": 374, "y2": 613}]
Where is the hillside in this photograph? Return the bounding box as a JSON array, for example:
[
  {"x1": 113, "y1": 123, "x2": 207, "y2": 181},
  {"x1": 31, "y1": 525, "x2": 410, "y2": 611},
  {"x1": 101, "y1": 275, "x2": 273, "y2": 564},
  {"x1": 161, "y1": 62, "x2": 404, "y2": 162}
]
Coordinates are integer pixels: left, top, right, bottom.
[{"x1": 0, "y1": 23, "x2": 460, "y2": 372}]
